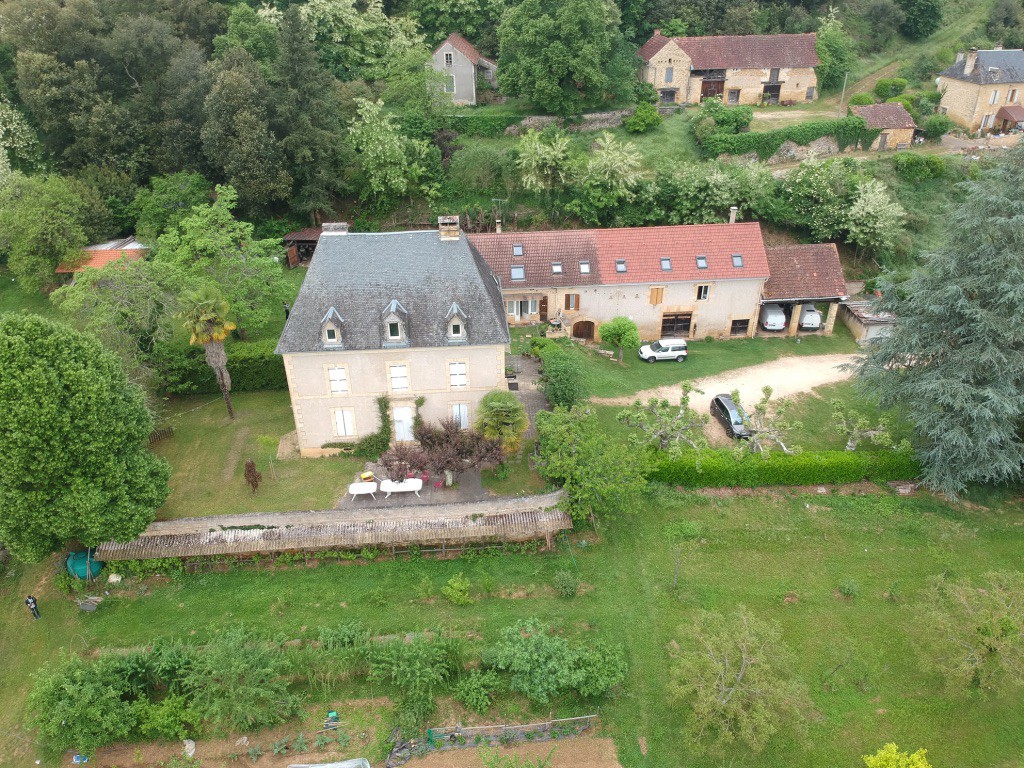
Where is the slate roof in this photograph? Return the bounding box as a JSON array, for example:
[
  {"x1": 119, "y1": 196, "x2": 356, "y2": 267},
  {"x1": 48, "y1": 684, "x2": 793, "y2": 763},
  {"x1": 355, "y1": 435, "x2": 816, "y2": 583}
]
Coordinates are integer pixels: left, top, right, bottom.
[
  {"x1": 939, "y1": 49, "x2": 1024, "y2": 84},
  {"x1": 639, "y1": 32, "x2": 819, "y2": 69},
  {"x1": 467, "y1": 223, "x2": 769, "y2": 288},
  {"x1": 55, "y1": 236, "x2": 148, "y2": 274},
  {"x1": 436, "y1": 33, "x2": 496, "y2": 68},
  {"x1": 276, "y1": 230, "x2": 509, "y2": 354},
  {"x1": 850, "y1": 103, "x2": 917, "y2": 130},
  {"x1": 764, "y1": 244, "x2": 847, "y2": 301}
]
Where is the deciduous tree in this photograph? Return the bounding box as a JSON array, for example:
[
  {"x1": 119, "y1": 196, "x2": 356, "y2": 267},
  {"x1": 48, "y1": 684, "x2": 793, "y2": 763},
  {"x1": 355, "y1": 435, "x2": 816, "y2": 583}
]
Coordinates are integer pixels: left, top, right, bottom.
[
  {"x1": 830, "y1": 399, "x2": 899, "y2": 451},
  {"x1": 516, "y1": 129, "x2": 575, "y2": 195},
  {"x1": 132, "y1": 172, "x2": 212, "y2": 243},
  {"x1": 733, "y1": 386, "x2": 801, "y2": 456},
  {"x1": 897, "y1": 0, "x2": 942, "y2": 39},
  {"x1": 0, "y1": 314, "x2": 170, "y2": 562},
  {"x1": 815, "y1": 9, "x2": 856, "y2": 91},
  {"x1": 597, "y1": 316, "x2": 641, "y2": 363},
  {"x1": 858, "y1": 145, "x2": 1024, "y2": 495},
  {"x1": 845, "y1": 179, "x2": 905, "y2": 260},
  {"x1": 619, "y1": 384, "x2": 709, "y2": 458}
]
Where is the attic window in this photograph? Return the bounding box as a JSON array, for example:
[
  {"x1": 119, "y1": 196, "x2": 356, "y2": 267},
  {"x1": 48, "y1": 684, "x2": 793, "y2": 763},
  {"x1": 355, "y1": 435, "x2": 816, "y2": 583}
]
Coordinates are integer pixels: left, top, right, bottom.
[
  {"x1": 660, "y1": 257, "x2": 672, "y2": 271},
  {"x1": 696, "y1": 255, "x2": 708, "y2": 270},
  {"x1": 551, "y1": 261, "x2": 563, "y2": 274},
  {"x1": 732, "y1": 254, "x2": 744, "y2": 268},
  {"x1": 510, "y1": 265, "x2": 525, "y2": 281},
  {"x1": 512, "y1": 244, "x2": 524, "y2": 257},
  {"x1": 325, "y1": 328, "x2": 337, "y2": 342},
  {"x1": 388, "y1": 322, "x2": 401, "y2": 340},
  {"x1": 449, "y1": 320, "x2": 465, "y2": 339},
  {"x1": 579, "y1": 260, "x2": 591, "y2": 274},
  {"x1": 615, "y1": 259, "x2": 627, "y2": 273},
  {"x1": 444, "y1": 52, "x2": 453, "y2": 65}
]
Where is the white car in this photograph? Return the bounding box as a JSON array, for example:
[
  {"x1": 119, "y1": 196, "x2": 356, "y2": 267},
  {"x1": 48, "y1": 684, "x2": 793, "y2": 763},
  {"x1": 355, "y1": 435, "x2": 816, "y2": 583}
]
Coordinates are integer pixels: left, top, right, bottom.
[
  {"x1": 759, "y1": 303, "x2": 787, "y2": 331},
  {"x1": 798, "y1": 305, "x2": 822, "y2": 330},
  {"x1": 638, "y1": 338, "x2": 688, "y2": 363}
]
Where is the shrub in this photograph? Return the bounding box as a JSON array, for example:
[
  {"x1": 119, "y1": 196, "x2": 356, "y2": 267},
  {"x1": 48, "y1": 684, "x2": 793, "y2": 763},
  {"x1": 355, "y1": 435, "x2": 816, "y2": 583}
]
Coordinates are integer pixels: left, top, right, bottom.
[
  {"x1": 863, "y1": 743, "x2": 933, "y2": 768},
  {"x1": 442, "y1": 572, "x2": 473, "y2": 605},
  {"x1": 839, "y1": 579, "x2": 860, "y2": 598},
  {"x1": 370, "y1": 637, "x2": 454, "y2": 729},
  {"x1": 848, "y1": 93, "x2": 876, "y2": 106},
  {"x1": 553, "y1": 569, "x2": 580, "y2": 598},
  {"x1": 538, "y1": 347, "x2": 588, "y2": 408},
  {"x1": 874, "y1": 77, "x2": 908, "y2": 99},
  {"x1": 352, "y1": 396, "x2": 391, "y2": 458},
  {"x1": 885, "y1": 95, "x2": 920, "y2": 122},
  {"x1": 448, "y1": 145, "x2": 510, "y2": 195},
  {"x1": 448, "y1": 108, "x2": 527, "y2": 137},
  {"x1": 319, "y1": 621, "x2": 369, "y2": 650},
  {"x1": 892, "y1": 153, "x2": 946, "y2": 182},
  {"x1": 623, "y1": 102, "x2": 662, "y2": 134},
  {"x1": 923, "y1": 114, "x2": 955, "y2": 140},
  {"x1": 649, "y1": 449, "x2": 920, "y2": 488},
  {"x1": 454, "y1": 669, "x2": 501, "y2": 714},
  {"x1": 150, "y1": 339, "x2": 286, "y2": 395}
]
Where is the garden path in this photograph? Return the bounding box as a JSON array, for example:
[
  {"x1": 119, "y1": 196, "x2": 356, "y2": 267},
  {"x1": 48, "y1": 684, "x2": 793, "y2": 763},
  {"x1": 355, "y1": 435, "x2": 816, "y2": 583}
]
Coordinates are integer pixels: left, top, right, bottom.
[{"x1": 591, "y1": 352, "x2": 861, "y2": 411}]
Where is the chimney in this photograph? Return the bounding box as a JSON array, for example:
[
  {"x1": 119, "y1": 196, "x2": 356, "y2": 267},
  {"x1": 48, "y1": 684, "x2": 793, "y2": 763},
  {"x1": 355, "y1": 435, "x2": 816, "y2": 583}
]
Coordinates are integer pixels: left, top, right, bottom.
[
  {"x1": 728, "y1": 206, "x2": 738, "y2": 224},
  {"x1": 322, "y1": 222, "x2": 349, "y2": 236},
  {"x1": 654, "y1": 28, "x2": 661, "y2": 36},
  {"x1": 994, "y1": 42, "x2": 1003, "y2": 50},
  {"x1": 964, "y1": 47, "x2": 978, "y2": 75},
  {"x1": 438, "y1": 215, "x2": 461, "y2": 241},
  {"x1": 955, "y1": 50, "x2": 965, "y2": 63},
  {"x1": 495, "y1": 217, "x2": 502, "y2": 234}
]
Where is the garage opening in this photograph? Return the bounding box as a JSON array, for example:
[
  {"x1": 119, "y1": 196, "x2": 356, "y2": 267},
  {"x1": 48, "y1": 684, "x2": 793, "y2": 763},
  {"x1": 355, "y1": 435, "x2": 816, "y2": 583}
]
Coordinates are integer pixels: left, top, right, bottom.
[
  {"x1": 661, "y1": 312, "x2": 692, "y2": 337},
  {"x1": 572, "y1": 320, "x2": 595, "y2": 340}
]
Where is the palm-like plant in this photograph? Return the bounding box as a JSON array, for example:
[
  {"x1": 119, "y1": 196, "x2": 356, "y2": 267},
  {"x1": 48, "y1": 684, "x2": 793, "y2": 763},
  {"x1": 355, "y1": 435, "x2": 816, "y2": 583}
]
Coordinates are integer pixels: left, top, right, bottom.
[
  {"x1": 475, "y1": 391, "x2": 529, "y2": 453},
  {"x1": 177, "y1": 286, "x2": 237, "y2": 419}
]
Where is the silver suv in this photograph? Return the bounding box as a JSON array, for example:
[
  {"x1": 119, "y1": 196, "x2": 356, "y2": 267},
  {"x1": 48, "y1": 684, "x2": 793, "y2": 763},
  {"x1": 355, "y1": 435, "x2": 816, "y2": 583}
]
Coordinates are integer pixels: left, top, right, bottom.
[{"x1": 638, "y1": 338, "x2": 688, "y2": 363}]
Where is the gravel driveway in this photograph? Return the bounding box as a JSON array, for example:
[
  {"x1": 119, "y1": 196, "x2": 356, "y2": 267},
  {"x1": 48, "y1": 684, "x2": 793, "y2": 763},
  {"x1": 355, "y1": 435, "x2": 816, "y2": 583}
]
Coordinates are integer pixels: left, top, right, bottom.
[{"x1": 592, "y1": 353, "x2": 862, "y2": 412}]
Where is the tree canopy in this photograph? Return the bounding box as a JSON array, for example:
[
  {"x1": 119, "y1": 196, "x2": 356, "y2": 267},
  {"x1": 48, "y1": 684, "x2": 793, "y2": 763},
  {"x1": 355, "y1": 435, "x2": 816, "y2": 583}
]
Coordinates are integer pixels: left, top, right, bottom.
[{"x1": 0, "y1": 314, "x2": 169, "y2": 561}]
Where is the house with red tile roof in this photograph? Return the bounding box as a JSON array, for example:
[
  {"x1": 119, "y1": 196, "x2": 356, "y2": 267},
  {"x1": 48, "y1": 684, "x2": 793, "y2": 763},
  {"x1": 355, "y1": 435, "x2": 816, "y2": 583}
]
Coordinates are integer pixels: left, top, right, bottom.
[
  {"x1": 55, "y1": 236, "x2": 149, "y2": 281},
  {"x1": 468, "y1": 222, "x2": 772, "y2": 341},
  {"x1": 638, "y1": 31, "x2": 819, "y2": 106},
  {"x1": 431, "y1": 33, "x2": 497, "y2": 106}
]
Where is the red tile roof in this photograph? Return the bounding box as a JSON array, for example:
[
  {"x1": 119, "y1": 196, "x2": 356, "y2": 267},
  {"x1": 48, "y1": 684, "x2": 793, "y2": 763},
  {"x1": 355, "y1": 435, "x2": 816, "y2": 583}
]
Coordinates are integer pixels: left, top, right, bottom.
[
  {"x1": 763, "y1": 244, "x2": 847, "y2": 301},
  {"x1": 55, "y1": 237, "x2": 148, "y2": 274},
  {"x1": 850, "y1": 103, "x2": 917, "y2": 129},
  {"x1": 639, "y1": 32, "x2": 819, "y2": 69},
  {"x1": 996, "y1": 104, "x2": 1024, "y2": 123},
  {"x1": 283, "y1": 227, "x2": 323, "y2": 242},
  {"x1": 468, "y1": 223, "x2": 769, "y2": 288},
  {"x1": 436, "y1": 33, "x2": 495, "y2": 68}
]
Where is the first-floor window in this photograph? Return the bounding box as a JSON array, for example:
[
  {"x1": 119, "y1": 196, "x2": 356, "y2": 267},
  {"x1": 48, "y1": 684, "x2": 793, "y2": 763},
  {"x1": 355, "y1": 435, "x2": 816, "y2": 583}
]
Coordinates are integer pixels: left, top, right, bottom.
[
  {"x1": 445, "y1": 75, "x2": 456, "y2": 93},
  {"x1": 661, "y1": 312, "x2": 692, "y2": 336},
  {"x1": 335, "y1": 409, "x2": 355, "y2": 437},
  {"x1": 394, "y1": 406, "x2": 414, "y2": 441},
  {"x1": 328, "y1": 366, "x2": 348, "y2": 394},
  {"x1": 805, "y1": 86, "x2": 815, "y2": 101},
  {"x1": 390, "y1": 364, "x2": 409, "y2": 391},
  {"x1": 451, "y1": 402, "x2": 469, "y2": 428},
  {"x1": 449, "y1": 361, "x2": 467, "y2": 387},
  {"x1": 564, "y1": 293, "x2": 580, "y2": 310},
  {"x1": 696, "y1": 284, "x2": 710, "y2": 301}
]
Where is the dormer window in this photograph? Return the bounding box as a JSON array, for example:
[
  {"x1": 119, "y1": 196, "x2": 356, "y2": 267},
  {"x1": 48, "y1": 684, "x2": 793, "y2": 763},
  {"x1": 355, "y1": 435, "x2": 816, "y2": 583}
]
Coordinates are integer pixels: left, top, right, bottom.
[
  {"x1": 381, "y1": 299, "x2": 409, "y2": 347},
  {"x1": 326, "y1": 328, "x2": 338, "y2": 342},
  {"x1": 732, "y1": 254, "x2": 744, "y2": 268},
  {"x1": 580, "y1": 260, "x2": 591, "y2": 274},
  {"x1": 510, "y1": 265, "x2": 525, "y2": 281},
  {"x1": 321, "y1": 307, "x2": 344, "y2": 346},
  {"x1": 512, "y1": 244, "x2": 524, "y2": 257},
  {"x1": 451, "y1": 322, "x2": 462, "y2": 336},
  {"x1": 552, "y1": 261, "x2": 563, "y2": 274},
  {"x1": 615, "y1": 259, "x2": 627, "y2": 273},
  {"x1": 661, "y1": 257, "x2": 672, "y2": 271},
  {"x1": 388, "y1": 322, "x2": 401, "y2": 340},
  {"x1": 446, "y1": 302, "x2": 469, "y2": 343},
  {"x1": 696, "y1": 255, "x2": 708, "y2": 269}
]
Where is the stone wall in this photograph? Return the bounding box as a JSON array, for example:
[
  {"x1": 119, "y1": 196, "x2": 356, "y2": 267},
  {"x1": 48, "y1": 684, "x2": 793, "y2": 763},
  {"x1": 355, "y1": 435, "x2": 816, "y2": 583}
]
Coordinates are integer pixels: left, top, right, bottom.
[{"x1": 505, "y1": 109, "x2": 633, "y2": 135}]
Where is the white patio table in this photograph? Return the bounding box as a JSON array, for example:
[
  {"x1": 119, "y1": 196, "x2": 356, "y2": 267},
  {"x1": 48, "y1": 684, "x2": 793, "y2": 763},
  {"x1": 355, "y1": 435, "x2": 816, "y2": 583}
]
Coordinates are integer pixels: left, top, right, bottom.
[
  {"x1": 379, "y1": 478, "x2": 423, "y2": 499},
  {"x1": 347, "y1": 481, "x2": 377, "y2": 501}
]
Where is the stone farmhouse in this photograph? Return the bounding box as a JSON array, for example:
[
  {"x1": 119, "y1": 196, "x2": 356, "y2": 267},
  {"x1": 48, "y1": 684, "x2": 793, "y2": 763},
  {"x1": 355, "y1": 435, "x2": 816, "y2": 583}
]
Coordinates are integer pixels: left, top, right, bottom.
[
  {"x1": 849, "y1": 103, "x2": 917, "y2": 150},
  {"x1": 937, "y1": 47, "x2": 1024, "y2": 133},
  {"x1": 430, "y1": 33, "x2": 497, "y2": 106},
  {"x1": 275, "y1": 218, "x2": 509, "y2": 457},
  {"x1": 638, "y1": 31, "x2": 819, "y2": 106}
]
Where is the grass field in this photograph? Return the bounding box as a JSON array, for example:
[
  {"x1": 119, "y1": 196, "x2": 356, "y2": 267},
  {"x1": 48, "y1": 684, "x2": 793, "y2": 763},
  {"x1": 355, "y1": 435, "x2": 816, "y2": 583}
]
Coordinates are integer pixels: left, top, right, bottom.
[{"x1": 3, "y1": 486, "x2": 1023, "y2": 767}]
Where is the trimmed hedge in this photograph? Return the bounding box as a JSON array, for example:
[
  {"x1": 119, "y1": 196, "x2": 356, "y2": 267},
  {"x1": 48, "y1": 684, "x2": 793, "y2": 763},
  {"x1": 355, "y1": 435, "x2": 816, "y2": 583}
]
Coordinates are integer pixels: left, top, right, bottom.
[
  {"x1": 151, "y1": 339, "x2": 287, "y2": 395},
  {"x1": 700, "y1": 116, "x2": 879, "y2": 159},
  {"x1": 447, "y1": 109, "x2": 528, "y2": 137},
  {"x1": 649, "y1": 449, "x2": 920, "y2": 488}
]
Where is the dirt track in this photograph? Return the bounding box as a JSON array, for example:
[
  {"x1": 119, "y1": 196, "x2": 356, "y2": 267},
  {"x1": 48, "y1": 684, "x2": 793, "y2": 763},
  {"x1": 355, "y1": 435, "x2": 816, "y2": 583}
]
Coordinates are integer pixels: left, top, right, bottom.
[
  {"x1": 592, "y1": 353, "x2": 861, "y2": 411},
  {"x1": 414, "y1": 735, "x2": 622, "y2": 768}
]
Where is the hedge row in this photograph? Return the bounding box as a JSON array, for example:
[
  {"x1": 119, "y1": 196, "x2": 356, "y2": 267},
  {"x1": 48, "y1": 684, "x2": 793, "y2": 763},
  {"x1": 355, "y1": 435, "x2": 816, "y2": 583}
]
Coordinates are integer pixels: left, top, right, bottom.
[
  {"x1": 650, "y1": 449, "x2": 921, "y2": 488},
  {"x1": 151, "y1": 338, "x2": 287, "y2": 395},
  {"x1": 701, "y1": 116, "x2": 880, "y2": 159},
  {"x1": 447, "y1": 109, "x2": 528, "y2": 137}
]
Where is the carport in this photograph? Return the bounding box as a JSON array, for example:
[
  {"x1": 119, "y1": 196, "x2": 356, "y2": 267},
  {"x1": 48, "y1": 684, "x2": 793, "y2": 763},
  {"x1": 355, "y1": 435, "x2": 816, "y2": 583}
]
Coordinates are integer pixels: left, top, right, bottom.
[{"x1": 762, "y1": 244, "x2": 849, "y2": 336}]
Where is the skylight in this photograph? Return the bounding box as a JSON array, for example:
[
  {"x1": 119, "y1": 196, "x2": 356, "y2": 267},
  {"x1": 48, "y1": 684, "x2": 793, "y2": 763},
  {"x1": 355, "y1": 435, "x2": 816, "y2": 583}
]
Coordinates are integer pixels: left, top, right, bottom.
[
  {"x1": 696, "y1": 255, "x2": 708, "y2": 269},
  {"x1": 552, "y1": 261, "x2": 563, "y2": 274},
  {"x1": 615, "y1": 259, "x2": 627, "y2": 273},
  {"x1": 510, "y1": 265, "x2": 525, "y2": 281},
  {"x1": 732, "y1": 254, "x2": 744, "y2": 268},
  {"x1": 512, "y1": 244, "x2": 524, "y2": 257},
  {"x1": 661, "y1": 257, "x2": 672, "y2": 271},
  {"x1": 580, "y1": 261, "x2": 591, "y2": 274}
]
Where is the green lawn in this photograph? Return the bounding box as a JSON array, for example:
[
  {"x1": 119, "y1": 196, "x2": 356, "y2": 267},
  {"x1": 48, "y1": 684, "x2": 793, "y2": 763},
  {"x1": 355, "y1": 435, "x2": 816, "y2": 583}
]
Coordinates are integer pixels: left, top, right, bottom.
[
  {"x1": 152, "y1": 390, "x2": 364, "y2": 519},
  {"x1": 785, "y1": 380, "x2": 915, "y2": 451},
  {"x1": 580, "y1": 324, "x2": 859, "y2": 399},
  {"x1": 0, "y1": 268, "x2": 54, "y2": 317},
  {"x1": 3, "y1": 487, "x2": 1024, "y2": 766}
]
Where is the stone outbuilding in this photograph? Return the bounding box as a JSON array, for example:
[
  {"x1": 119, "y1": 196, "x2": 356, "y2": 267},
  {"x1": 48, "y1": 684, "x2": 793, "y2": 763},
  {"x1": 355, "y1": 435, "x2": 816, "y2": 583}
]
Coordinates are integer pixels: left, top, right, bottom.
[
  {"x1": 430, "y1": 33, "x2": 497, "y2": 106},
  {"x1": 937, "y1": 46, "x2": 1024, "y2": 133},
  {"x1": 638, "y1": 31, "x2": 819, "y2": 106},
  {"x1": 850, "y1": 103, "x2": 917, "y2": 150},
  {"x1": 763, "y1": 243, "x2": 849, "y2": 336},
  {"x1": 840, "y1": 300, "x2": 895, "y2": 345}
]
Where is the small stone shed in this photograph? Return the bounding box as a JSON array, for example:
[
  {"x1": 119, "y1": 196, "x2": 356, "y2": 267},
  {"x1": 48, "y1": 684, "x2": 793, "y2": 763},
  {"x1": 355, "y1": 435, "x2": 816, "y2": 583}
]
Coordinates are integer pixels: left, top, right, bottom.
[
  {"x1": 850, "y1": 103, "x2": 917, "y2": 151},
  {"x1": 840, "y1": 300, "x2": 895, "y2": 345}
]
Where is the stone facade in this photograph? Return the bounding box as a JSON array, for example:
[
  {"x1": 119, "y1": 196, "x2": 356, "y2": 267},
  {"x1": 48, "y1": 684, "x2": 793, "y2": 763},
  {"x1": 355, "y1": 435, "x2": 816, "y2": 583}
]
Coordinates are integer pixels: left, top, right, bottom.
[
  {"x1": 938, "y1": 76, "x2": 1023, "y2": 133},
  {"x1": 283, "y1": 345, "x2": 506, "y2": 457},
  {"x1": 867, "y1": 126, "x2": 915, "y2": 151},
  {"x1": 502, "y1": 278, "x2": 764, "y2": 341},
  {"x1": 642, "y1": 39, "x2": 817, "y2": 106}
]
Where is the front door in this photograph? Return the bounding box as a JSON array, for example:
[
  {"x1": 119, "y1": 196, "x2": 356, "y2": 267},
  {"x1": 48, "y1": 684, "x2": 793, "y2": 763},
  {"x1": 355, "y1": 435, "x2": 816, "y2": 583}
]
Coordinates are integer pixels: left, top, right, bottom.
[
  {"x1": 701, "y1": 80, "x2": 724, "y2": 100},
  {"x1": 539, "y1": 295, "x2": 548, "y2": 322},
  {"x1": 518, "y1": 300, "x2": 530, "y2": 319},
  {"x1": 762, "y1": 84, "x2": 781, "y2": 105},
  {"x1": 393, "y1": 407, "x2": 414, "y2": 442},
  {"x1": 877, "y1": 132, "x2": 888, "y2": 151}
]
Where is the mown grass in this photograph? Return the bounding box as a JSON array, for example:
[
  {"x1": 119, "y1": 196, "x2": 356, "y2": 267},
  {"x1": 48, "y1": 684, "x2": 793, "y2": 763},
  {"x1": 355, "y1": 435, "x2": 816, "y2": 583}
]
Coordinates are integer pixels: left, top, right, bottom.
[
  {"x1": 0, "y1": 268, "x2": 53, "y2": 317},
  {"x1": 3, "y1": 488, "x2": 1024, "y2": 767},
  {"x1": 152, "y1": 390, "x2": 364, "y2": 519},
  {"x1": 579, "y1": 323, "x2": 859, "y2": 399},
  {"x1": 784, "y1": 380, "x2": 915, "y2": 451}
]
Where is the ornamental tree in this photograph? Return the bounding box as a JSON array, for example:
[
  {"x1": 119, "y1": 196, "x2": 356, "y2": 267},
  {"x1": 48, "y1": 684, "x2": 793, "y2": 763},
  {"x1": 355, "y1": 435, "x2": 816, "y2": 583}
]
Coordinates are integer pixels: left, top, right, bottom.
[
  {"x1": 598, "y1": 316, "x2": 641, "y2": 363},
  {"x1": 475, "y1": 390, "x2": 529, "y2": 454},
  {"x1": 618, "y1": 383, "x2": 709, "y2": 459},
  {"x1": 733, "y1": 386, "x2": 801, "y2": 457},
  {"x1": 863, "y1": 743, "x2": 933, "y2": 768},
  {"x1": 858, "y1": 145, "x2": 1024, "y2": 495},
  {"x1": 0, "y1": 314, "x2": 170, "y2": 561},
  {"x1": 177, "y1": 286, "x2": 237, "y2": 419}
]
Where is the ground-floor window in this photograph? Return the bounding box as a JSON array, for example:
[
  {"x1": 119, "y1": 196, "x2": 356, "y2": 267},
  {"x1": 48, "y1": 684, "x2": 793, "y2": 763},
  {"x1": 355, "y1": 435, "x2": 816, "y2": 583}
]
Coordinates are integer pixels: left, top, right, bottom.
[
  {"x1": 334, "y1": 409, "x2": 355, "y2": 437},
  {"x1": 451, "y1": 402, "x2": 469, "y2": 428},
  {"x1": 727, "y1": 89, "x2": 740, "y2": 104},
  {"x1": 982, "y1": 113, "x2": 994, "y2": 129},
  {"x1": 730, "y1": 319, "x2": 750, "y2": 337},
  {"x1": 394, "y1": 406, "x2": 414, "y2": 441},
  {"x1": 661, "y1": 312, "x2": 692, "y2": 336},
  {"x1": 806, "y1": 86, "x2": 815, "y2": 100}
]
